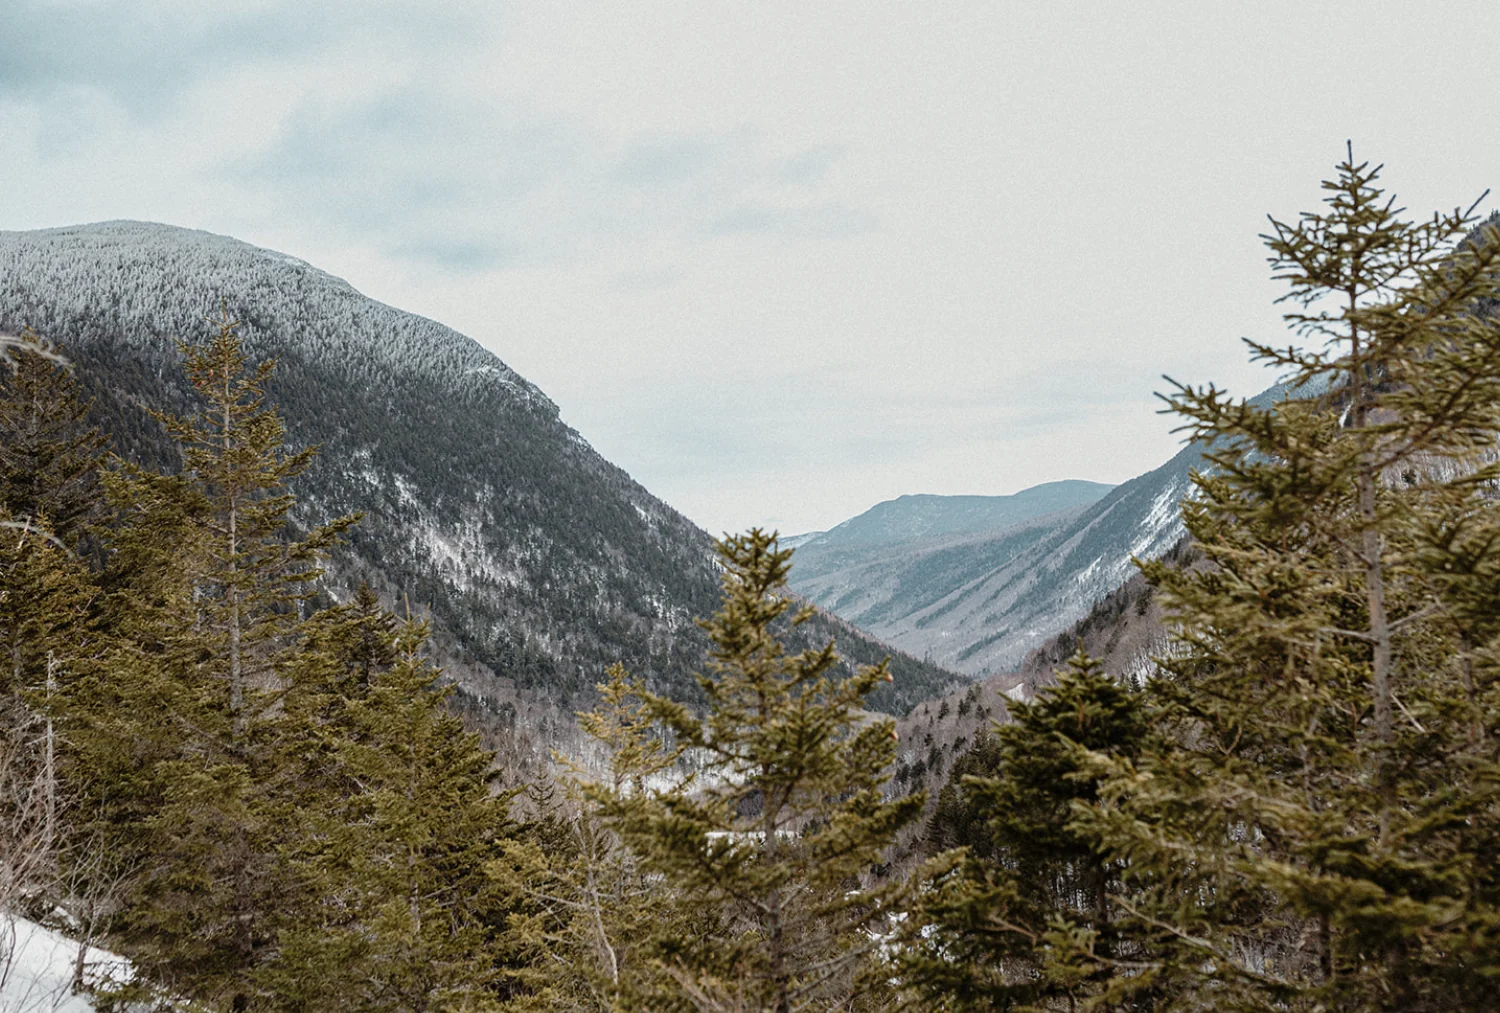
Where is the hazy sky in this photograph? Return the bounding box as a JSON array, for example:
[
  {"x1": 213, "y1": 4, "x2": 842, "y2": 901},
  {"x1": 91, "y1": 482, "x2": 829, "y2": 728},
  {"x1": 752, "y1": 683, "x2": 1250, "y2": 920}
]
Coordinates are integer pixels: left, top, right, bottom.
[{"x1": 4, "y1": 2, "x2": 1498, "y2": 534}]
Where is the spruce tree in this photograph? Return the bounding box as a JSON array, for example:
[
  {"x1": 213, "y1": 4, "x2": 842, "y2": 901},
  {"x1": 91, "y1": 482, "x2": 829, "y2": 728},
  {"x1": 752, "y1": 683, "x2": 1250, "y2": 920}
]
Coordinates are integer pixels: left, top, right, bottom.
[
  {"x1": 0, "y1": 326, "x2": 108, "y2": 758},
  {"x1": 584, "y1": 530, "x2": 922, "y2": 1013},
  {"x1": 903, "y1": 650, "x2": 1152, "y2": 1011},
  {"x1": 158, "y1": 309, "x2": 356, "y2": 745},
  {"x1": 0, "y1": 329, "x2": 108, "y2": 550},
  {"x1": 1063, "y1": 151, "x2": 1500, "y2": 1011},
  {"x1": 0, "y1": 330, "x2": 110, "y2": 927},
  {"x1": 268, "y1": 609, "x2": 526, "y2": 1013},
  {"x1": 73, "y1": 313, "x2": 355, "y2": 1010}
]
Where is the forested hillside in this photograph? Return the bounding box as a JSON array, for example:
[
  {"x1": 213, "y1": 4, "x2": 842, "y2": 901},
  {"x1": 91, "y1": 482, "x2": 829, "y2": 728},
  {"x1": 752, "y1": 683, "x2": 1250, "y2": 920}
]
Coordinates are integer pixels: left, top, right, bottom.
[{"x1": 0, "y1": 221, "x2": 959, "y2": 741}]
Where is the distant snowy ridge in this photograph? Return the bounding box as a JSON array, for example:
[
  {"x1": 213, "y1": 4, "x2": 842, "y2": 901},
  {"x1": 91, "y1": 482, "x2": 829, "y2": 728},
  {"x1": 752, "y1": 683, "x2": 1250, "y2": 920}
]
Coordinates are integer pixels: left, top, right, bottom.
[{"x1": 787, "y1": 380, "x2": 1315, "y2": 676}]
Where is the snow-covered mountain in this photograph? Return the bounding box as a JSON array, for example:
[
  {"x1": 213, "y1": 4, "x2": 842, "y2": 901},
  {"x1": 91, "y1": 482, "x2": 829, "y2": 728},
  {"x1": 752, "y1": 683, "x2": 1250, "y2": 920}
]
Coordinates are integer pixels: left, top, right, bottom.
[
  {"x1": 785, "y1": 470, "x2": 1184, "y2": 675},
  {"x1": 786, "y1": 385, "x2": 1305, "y2": 676},
  {"x1": 0, "y1": 222, "x2": 961, "y2": 758}
]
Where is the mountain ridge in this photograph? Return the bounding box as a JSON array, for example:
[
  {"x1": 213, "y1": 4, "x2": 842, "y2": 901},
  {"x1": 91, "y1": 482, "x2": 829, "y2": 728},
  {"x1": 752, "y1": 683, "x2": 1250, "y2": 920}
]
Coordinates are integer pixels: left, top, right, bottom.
[
  {"x1": 792, "y1": 480, "x2": 1115, "y2": 555},
  {"x1": 0, "y1": 220, "x2": 962, "y2": 761},
  {"x1": 784, "y1": 394, "x2": 1311, "y2": 674}
]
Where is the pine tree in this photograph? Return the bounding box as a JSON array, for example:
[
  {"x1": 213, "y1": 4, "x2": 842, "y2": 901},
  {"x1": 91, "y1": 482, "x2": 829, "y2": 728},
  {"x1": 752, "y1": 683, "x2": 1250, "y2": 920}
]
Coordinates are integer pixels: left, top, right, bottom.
[
  {"x1": 0, "y1": 533, "x2": 97, "y2": 917},
  {"x1": 903, "y1": 649, "x2": 1152, "y2": 1011},
  {"x1": 0, "y1": 326, "x2": 108, "y2": 751},
  {"x1": 0, "y1": 329, "x2": 108, "y2": 551},
  {"x1": 0, "y1": 330, "x2": 110, "y2": 929},
  {"x1": 583, "y1": 530, "x2": 923, "y2": 1013},
  {"x1": 1063, "y1": 151, "x2": 1500, "y2": 1010},
  {"x1": 158, "y1": 308, "x2": 356, "y2": 745},
  {"x1": 491, "y1": 665, "x2": 712, "y2": 1012},
  {"x1": 71, "y1": 312, "x2": 356, "y2": 1010},
  {"x1": 267, "y1": 609, "x2": 525, "y2": 1013}
]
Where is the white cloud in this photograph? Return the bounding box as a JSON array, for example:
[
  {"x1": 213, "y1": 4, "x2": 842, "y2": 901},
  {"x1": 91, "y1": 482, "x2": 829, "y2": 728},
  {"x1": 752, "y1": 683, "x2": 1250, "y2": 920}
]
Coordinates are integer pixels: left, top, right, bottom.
[{"x1": 3, "y1": 0, "x2": 1498, "y2": 534}]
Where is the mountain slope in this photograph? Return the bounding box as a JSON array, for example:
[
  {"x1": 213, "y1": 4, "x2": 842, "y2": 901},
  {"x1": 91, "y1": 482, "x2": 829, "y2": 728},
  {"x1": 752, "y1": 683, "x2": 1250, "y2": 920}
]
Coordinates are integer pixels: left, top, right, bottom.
[
  {"x1": 0, "y1": 222, "x2": 961, "y2": 744},
  {"x1": 787, "y1": 382, "x2": 1304, "y2": 676},
  {"x1": 787, "y1": 481, "x2": 1113, "y2": 580},
  {"x1": 783, "y1": 469, "x2": 1181, "y2": 675}
]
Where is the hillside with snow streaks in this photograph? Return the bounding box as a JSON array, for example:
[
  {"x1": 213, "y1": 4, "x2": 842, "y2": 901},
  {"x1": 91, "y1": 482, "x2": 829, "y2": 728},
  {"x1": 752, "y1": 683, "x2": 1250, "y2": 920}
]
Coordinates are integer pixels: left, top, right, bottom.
[
  {"x1": 0, "y1": 222, "x2": 960, "y2": 754},
  {"x1": 788, "y1": 454, "x2": 1192, "y2": 675},
  {"x1": 786, "y1": 379, "x2": 1314, "y2": 675}
]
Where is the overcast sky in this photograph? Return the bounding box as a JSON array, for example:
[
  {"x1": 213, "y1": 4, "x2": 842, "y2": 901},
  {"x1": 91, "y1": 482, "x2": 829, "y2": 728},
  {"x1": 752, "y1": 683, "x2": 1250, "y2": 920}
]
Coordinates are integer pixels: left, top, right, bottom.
[{"x1": 4, "y1": 2, "x2": 1498, "y2": 534}]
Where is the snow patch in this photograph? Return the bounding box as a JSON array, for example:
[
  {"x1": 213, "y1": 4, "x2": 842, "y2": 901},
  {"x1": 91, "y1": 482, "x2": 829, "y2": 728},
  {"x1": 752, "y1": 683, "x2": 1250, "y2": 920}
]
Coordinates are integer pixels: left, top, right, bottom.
[
  {"x1": 1130, "y1": 478, "x2": 1187, "y2": 560},
  {"x1": 0, "y1": 915, "x2": 133, "y2": 1013}
]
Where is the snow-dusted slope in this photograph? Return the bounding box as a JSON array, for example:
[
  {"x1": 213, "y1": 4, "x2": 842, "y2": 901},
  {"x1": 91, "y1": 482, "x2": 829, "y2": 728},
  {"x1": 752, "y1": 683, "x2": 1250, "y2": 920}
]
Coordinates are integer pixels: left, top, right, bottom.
[
  {"x1": 787, "y1": 380, "x2": 1308, "y2": 676},
  {"x1": 0, "y1": 222, "x2": 960, "y2": 746},
  {"x1": 788, "y1": 458, "x2": 1191, "y2": 675}
]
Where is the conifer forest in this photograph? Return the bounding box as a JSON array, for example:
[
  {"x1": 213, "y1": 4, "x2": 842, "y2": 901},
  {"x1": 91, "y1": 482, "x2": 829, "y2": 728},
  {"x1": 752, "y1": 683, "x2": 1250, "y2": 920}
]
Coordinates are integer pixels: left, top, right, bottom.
[{"x1": 5, "y1": 152, "x2": 1500, "y2": 1013}]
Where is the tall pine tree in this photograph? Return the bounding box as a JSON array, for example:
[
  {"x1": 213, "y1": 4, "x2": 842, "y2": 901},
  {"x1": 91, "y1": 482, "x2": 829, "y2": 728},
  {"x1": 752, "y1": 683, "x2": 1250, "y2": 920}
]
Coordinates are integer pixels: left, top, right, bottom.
[
  {"x1": 584, "y1": 530, "x2": 922, "y2": 1013},
  {"x1": 80, "y1": 312, "x2": 354, "y2": 1010},
  {"x1": 1064, "y1": 151, "x2": 1500, "y2": 1011},
  {"x1": 904, "y1": 649, "x2": 1153, "y2": 1011}
]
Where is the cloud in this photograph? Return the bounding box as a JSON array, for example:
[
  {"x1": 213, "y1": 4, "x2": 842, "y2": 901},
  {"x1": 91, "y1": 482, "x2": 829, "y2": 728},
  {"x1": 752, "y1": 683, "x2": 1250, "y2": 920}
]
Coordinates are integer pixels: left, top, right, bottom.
[
  {"x1": 0, "y1": 1, "x2": 486, "y2": 119},
  {"x1": 220, "y1": 79, "x2": 870, "y2": 271},
  {"x1": 611, "y1": 136, "x2": 721, "y2": 187},
  {"x1": 702, "y1": 203, "x2": 875, "y2": 240},
  {"x1": 387, "y1": 237, "x2": 523, "y2": 273},
  {"x1": 2, "y1": 1, "x2": 878, "y2": 279},
  {"x1": 222, "y1": 85, "x2": 579, "y2": 269},
  {"x1": 778, "y1": 145, "x2": 843, "y2": 184}
]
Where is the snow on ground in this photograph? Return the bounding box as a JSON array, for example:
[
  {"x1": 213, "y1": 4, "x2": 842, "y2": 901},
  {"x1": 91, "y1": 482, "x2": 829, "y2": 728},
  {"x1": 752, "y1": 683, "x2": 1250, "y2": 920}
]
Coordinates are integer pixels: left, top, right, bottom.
[{"x1": 0, "y1": 915, "x2": 130, "y2": 1013}]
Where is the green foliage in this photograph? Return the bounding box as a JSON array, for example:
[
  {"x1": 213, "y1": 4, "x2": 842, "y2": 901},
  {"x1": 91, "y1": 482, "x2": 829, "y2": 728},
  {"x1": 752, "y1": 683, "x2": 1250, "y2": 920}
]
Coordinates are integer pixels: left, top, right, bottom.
[
  {"x1": 18, "y1": 317, "x2": 535, "y2": 1012},
  {"x1": 487, "y1": 770, "x2": 691, "y2": 1013},
  {"x1": 906, "y1": 650, "x2": 1152, "y2": 1011},
  {"x1": 267, "y1": 600, "x2": 526, "y2": 1012},
  {"x1": 157, "y1": 309, "x2": 357, "y2": 742},
  {"x1": 583, "y1": 530, "x2": 922, "y2": 1013},
  {"x1": 75, "y1": 315, "x2": 360, "y2": 1009},
  {"x1": 1058, "y1": 151, "x2": 1500, "y2": 1011}
]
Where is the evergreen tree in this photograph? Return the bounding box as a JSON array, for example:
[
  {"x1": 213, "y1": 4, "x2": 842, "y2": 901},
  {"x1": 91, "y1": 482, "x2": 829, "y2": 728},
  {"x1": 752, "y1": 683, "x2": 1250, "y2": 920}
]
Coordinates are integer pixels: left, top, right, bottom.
[
  {"x1": 492, "y1": 665, "x2": 712, "y2": 1012},
  {"x1": 903, "y1": 650, "x2": 1152, "y2": 1011},
  {"x1": 267, "y1": 607, "x2": 526, "y2": 1013},
  {"x1": 0, "y1": 330, "x2": 109, "y2": 926},
  {"x1": 0, "y1": 329, "x2": 108, "y2": 551},
  {"x1": 1063, "y1": 151, "x2": 1500, "y2": 1010},
  {"x1": 69, "y1": 313, "x2": 355, "y2": 1010},
  {"x1": 0, "y1": 532, "x2": 97, "y2": 916},
  {"x1": 158, "y1": 309, "x2": 356, "y2": 744},
  {"x1": 584, "y1": 530, "x2": 922, "y2": 1013}
]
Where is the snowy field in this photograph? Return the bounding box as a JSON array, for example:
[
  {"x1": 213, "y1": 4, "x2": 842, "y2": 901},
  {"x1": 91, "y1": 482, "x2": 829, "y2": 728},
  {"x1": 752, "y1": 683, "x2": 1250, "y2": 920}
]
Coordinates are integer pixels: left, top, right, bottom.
[{"x1": 0, "y1": 916, "x2": 129, "y2": 1013}]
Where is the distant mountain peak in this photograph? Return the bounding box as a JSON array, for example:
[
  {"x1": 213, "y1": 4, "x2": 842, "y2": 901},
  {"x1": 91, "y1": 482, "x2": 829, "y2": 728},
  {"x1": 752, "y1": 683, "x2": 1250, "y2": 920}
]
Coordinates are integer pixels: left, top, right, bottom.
[{"x1": 801, "y1": 479, "x2": 1117, "y2": 552}]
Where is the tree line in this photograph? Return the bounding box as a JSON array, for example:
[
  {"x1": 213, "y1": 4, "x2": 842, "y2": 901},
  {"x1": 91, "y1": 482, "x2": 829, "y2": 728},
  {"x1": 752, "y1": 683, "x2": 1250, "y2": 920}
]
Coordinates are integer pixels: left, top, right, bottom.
[{"x1": 2, "y1": 151, "x2": 1499, "y2": 1011}]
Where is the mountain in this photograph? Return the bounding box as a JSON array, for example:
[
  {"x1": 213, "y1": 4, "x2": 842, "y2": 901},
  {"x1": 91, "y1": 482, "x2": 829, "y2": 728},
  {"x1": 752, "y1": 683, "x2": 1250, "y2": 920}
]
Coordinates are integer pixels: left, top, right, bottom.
[
  {"x1": 0, "y1": 221, "x2": 962, "y2": 760},
  {"x1": 786, "y1": 382, "x2": 1303, "y2": 676},
  {"x1": 792, "y1": 481, "x2": 1114, "y2": 557}
]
